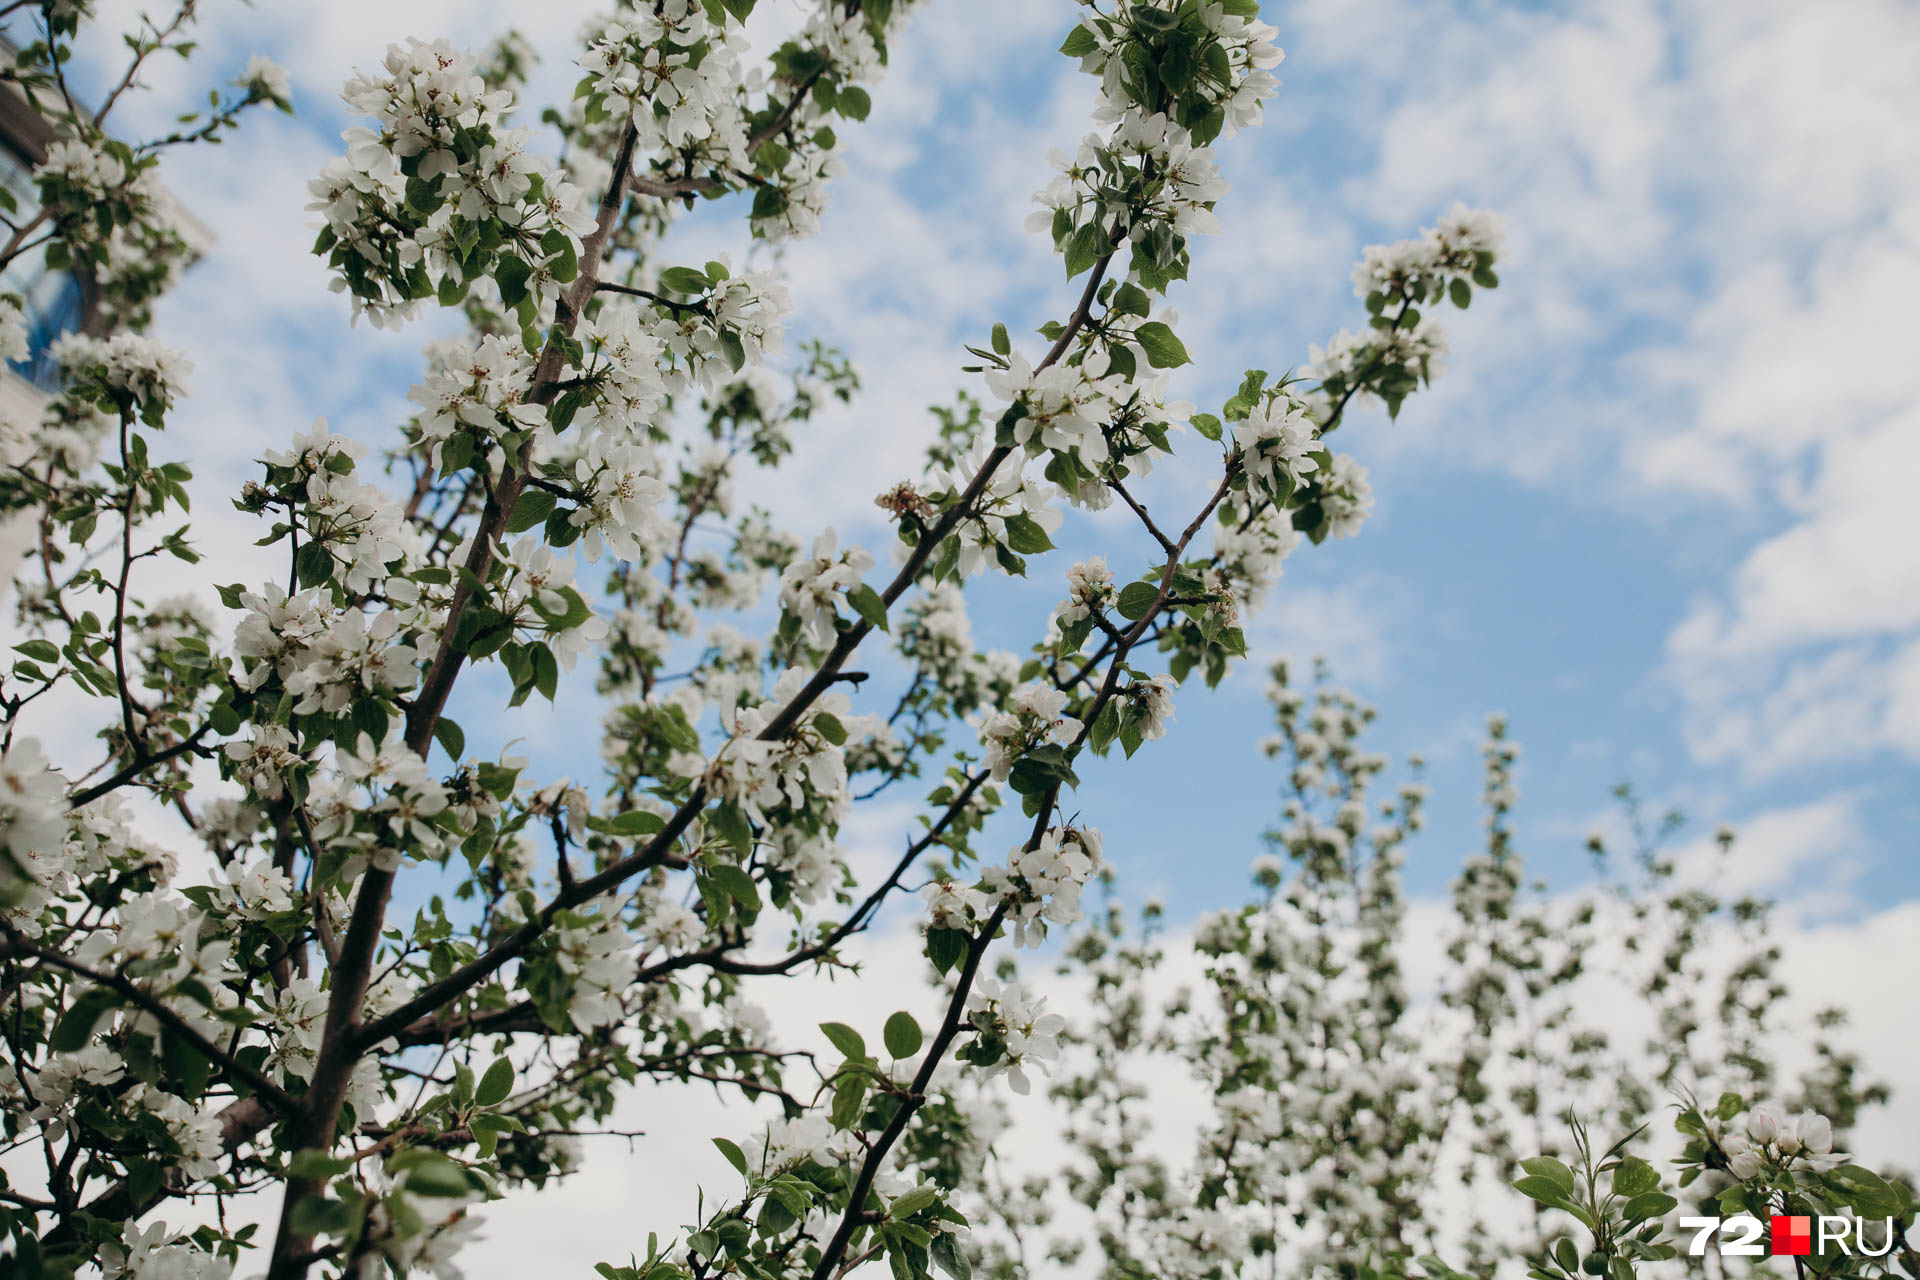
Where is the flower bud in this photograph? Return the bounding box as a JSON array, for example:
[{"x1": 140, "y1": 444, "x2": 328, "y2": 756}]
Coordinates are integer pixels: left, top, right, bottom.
[
  {"x1": 1720, "y1": 1132, "x2": 1751, "y2": 1157},
  {"x1": 1728, "y1": 1150, "x2": 1765, "y2": 1180},
  {"x1": 1792, "y1": 1111, "x2": 1833, "y2": 1156},
  {"x1": 1746, "y1": 1104, "x2": 1784, "y2": 1144}
]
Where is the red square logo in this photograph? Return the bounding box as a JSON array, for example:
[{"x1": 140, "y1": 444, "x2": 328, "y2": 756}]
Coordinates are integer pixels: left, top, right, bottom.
[{"x1": 1771, "y1": 1216, "x2": 1811, "y2": 1256}]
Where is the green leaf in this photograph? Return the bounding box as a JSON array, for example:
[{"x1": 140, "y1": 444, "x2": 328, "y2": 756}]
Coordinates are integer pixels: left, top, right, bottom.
[
  {"x1": 931, "y1": 1234, "x2": 971, "y2": 1280},
  {"x1": 709, "y1": 864, "x2": 761, "y2": 912},
  {"x1": 1063, "y1": 221, "x2": 1106, "y2": 279},
  {"x1": 1002, "y1": 512, "x2": 1055, "y2": 555},
  {"x1": 475, "y1": 1056, "x2": 514, "y2": 1108},
  {"x1": 831, "y1": 1070, "x2": 869, "y2": 1129},
  {"x1": 708, "y1": 802, "x2": 754, "y2": 857},
  {"x1": 52, "y1": 986, "x2": 120, "y2": 1053},
  {"x1": 813, "y1": 712, "x2": 848, "y2": 746},
  {"x1": 541, "y1": 228, "x2": 579, "y2": 283},
  {"x1": 1058, "y1": 24, "x2": 1098, "y2": 57},
  {"x1": 838, "y1": 86, "x2": 871, "y2": 121},
  {"x1": 990, "y1": 322, "x2": 1010, "y2": 355},
  {"x1": 713, "y1": 1137, "x2": 750, "y2": 1176},
  {"x1": 289, "y1": 1193, "x2": 354, "y2": 1238},
  {"x1": 161, "y1": 1028, "x2": 210, "y2": 1099},
  {"x1": 659, "y1": 266, "x2": 711, "y2": 294},
  {"x1": 287, "y1": 1149, "x2": 354, "y2": 1180},
  {"x1": 398, "y1": 1152, "x2": 473, "y2": 1197},
  {"x1": 847, "y1": 582, "x2": 889, "y2": 632},
  {"x1": 1088, "y1": 699, "x2": 1122, "y2": 755},
  {"x1": 927, "y1": 927, "x2": 967, "y2": 976},
  {"x1": 1520, "y1": 1157, "x2": 1578, "y2": 1196},
  {"x1": 1191, "y1": 412, "x2": 1223, "y2": 442},
  {"x1": 294, "y1": 541, "x2": 333, "y2": 589},
  {"x1": 604, "y1": 809, "x2": 665, "y2": 836},
  {"x1": 434, "y1": 717, "x2": 466, "y2": 761},
  {"x1": 1135, "y1": 321, "x2": 1190, "y2": 368},
  {"x1": 495, "y1": 255, "x2": 532, "y2": 309},
  {"x1": 889, "y1": 1186, "x2": 939, "y2": 1219},
  {"x1": 1513, "y1": 1175, "x2": 1577, "y2": 1209},
  {"x1": 1449, "y1": 277, "x2": 1472, "y2": 309},
  {"x1": 1825, "y1": 1164, "x2": 1901, "y2": 1216},
  {"x1": 1621, "y1": 1193, "x2": 1676, "y2": 1223},
  {"x1": 719, "y1": 328, "x2": 747, "y2": 372},
  {"x1": 1610, "y1": 1156, "x2": 1659, "y2": 1198},
  {"x1": 883, "y1": 1011, "x2": 923, "y2": 1059},
  {"x1": 13, "y1": 640, "x2": 58, "y2": 663},
  {"x1": 1116, "y1": 580, "x2": 1159, "y2": 621},
  {"x1": 820, "y1": 1021, "x2": 868, "y2": 1061},
  {"x1": 505, "y1": 487, "x2": 556, "y2": 533}
]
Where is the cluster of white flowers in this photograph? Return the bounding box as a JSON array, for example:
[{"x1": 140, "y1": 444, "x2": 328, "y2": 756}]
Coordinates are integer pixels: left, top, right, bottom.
[
  {"x1": 928, "y1": 441, "x2": 1062, "y2": 580},
  {"x1": 575, "y1": 304, "x2": 670, "y2": 430},
  {"x1": 984, "y1": 353, "x2": 1122, "y2": 467},
  {"x1": 921, "y1": 875, "x2": 991, "y2": 934},
  {"x1": 406, "y1": 334, "x2": 545, "y2": 466},
  {"x1": 1233, "y1": 395, "x2": 1320, "y2": 497},
  {"x1": 964, "y1": 977, "x2": 1065, "y2": 1095},
  {"x1": 0, "y1": 296, "x2": 28, "y2": 364},
  {"x1": 236, "y1": 598, "x2": 422, "y2": 720},
  {"x1": 1114, "y1": 112, "x2": 1232, "y2": 240},
  {"x1": 51, "y1": 331, "x2": 194, "y2": 411},
  {"x1": 36, "y1": 138, "x2": 130, "y2": 203},
  {"x1": 1319, "y1": 453, "x2": 1375, "y2": 539},
  {"x1": 1211, "y1": 503, "x2": 1301, "y2": 612},
  {"x1": 1124, "y1": 673, "x2": 1177, "y2": 742},
  {"x1": 332, "y1": 731, "x2": 451, "y2": 864},
  {"x1": 0, "y1": 737, "x2": 68, "y2": 897},
  {"x1": 703, "y1": 670, "x2": 870, "y2": 827},
  {"x1": 777, "y1": 529, "x2": 873, "y2": 649},
  {"x1": 497, "y1": 537, "x2": 606, "y2": 668},
  {"x1": 977, "y1": 683, "x2": 1081, "y2": 783},
  {"x1": 764, "y1": 829, "x2": 845, "y2": 906},
  {"x1": 1350, "y1": 203, "x2": 1507, "y2": 302},
  {"x1": 570, "y1": 437, "x2": 672, "y2": 563},
  {"x1": 100, "y1": 1222, "x2": 233, "y2": 1280},
  {"x1": 1306, "y1": 320, "x2": 1451, "y2": 398},
  {"x1": 1151, "y1": 1205, "x2": 1254, "y2": 1280},
  {"x1": 1722, "y1": 1105, "x2": 1842, "y2": 1179},
  {"x1": 274, "y1": 431, "x2": 421, "y2": 596},
  {"x1": 749, "y1": 1112, "x2": 857, "y2": 1173},
  {"x1": 1068, "y1": 4, "x2": 1283, "y2": 141},
  {"x1": 236, "y1": 54, "x2": 293, "y2": 105},
  {"x1": 641, "y1": 896, "x2": 704, "y2": 955},
  {"x1": 1056, "y1": 555, "x2": 1115, "y2": 627},
  {"x1": 652, "y1": 269, "x2": 793, "y2": 393},
  {"x1": 581, "y1": 8, "x2": 751, "y2": 174},
  {"x1": 897, "y1": 584, "x2": 1018, "y2": 709},
  {"x1": 264, "y1": 978, "x2": 330, "y2": 1081},
  {"x1": 983, "y1": 824, "x2": 1103, "y2": 946},
  {"x1": 553, "y1": 901, "x2": 637, "y2": 1029},
  {"x1": 309, "y1": 39, "x2": 593, "y2": 327}
]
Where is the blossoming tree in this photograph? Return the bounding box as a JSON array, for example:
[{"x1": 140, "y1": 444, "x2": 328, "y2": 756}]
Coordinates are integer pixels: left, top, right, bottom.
[
  {"x1": 4, "y1": 2, "x2": 1900, "y2": 1280},
  {"x1": 955, "y1": 668, "x2": 1914, "y2": 1279}
]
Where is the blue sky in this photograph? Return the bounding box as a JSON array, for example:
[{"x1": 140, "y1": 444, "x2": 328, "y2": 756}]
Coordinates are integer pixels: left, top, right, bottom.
[
  {"x1": 19, "y1": 0, "x2": 1919, "y2": 1266},
  {"x1": 41, "y1": 0, "x2": 1918, "y2": 921}
]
